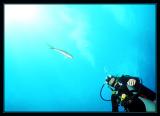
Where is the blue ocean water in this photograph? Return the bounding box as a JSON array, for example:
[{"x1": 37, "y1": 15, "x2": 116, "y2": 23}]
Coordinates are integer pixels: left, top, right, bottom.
[{"x1": 4, "y1": 4, "x2": 156, "y2": 112}]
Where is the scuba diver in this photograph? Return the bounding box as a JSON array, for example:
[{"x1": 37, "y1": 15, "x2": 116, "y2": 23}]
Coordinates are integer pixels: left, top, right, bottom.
[{"x1": 100, "y1": 74, "x2": 156, "y2": 112}]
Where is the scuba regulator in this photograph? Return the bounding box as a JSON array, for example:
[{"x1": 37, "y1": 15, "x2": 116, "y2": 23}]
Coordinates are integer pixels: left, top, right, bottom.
[{"x1": 100, "y1": 75, "x2": 121, "y2": 101}]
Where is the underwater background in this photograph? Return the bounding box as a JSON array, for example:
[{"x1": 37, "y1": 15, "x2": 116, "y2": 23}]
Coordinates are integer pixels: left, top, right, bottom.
[{"x1": 4, "y1": 4, "x2": 156, "y2": 112}]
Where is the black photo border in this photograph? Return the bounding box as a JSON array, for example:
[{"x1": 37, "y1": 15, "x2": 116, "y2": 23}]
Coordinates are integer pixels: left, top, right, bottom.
[{"x1": 0, "y1": 0, "x2": 159, "y2": 115}]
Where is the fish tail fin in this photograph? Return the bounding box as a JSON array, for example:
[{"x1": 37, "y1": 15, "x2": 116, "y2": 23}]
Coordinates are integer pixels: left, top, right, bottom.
[{"x1": 46, "y1": 43, "x2": 54, "y2": 49}]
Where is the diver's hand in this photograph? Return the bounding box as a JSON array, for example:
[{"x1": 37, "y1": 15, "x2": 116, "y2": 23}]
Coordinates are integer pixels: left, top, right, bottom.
[{"x1": 127, "y1": 79, "x2": 136, "y2": 86}]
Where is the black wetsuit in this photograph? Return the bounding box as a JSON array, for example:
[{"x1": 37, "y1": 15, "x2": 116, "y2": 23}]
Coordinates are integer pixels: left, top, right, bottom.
[{"x1": 111, "y1": 75, "x2": 156, "y2": 112}]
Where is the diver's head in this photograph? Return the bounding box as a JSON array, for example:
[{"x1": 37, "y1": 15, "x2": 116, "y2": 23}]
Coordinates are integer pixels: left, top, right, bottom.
[{"x1": 105, "y1": 75, "x2": 117, "y2": 87}]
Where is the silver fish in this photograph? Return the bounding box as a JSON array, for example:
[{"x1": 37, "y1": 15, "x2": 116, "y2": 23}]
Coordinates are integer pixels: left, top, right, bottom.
[{"x1": 47, "y1": 43, "x2": 73, "y2": 59}]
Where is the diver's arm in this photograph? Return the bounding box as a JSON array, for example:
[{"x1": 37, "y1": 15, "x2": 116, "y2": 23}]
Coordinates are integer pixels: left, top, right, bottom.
[{"x1": 120, "y1": 75, "x2": 140, "y2": 86}]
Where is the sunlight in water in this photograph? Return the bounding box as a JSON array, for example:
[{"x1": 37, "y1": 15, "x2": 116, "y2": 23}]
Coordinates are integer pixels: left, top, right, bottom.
[{"x1": 5, "y1": 5, "x2": 40, "y2": 24}]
